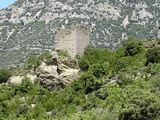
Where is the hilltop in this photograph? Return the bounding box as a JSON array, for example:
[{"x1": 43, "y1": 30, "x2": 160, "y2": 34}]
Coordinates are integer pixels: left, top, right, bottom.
[{"x1": 0, "y1": 0, "x2": 160, "y2": 67}]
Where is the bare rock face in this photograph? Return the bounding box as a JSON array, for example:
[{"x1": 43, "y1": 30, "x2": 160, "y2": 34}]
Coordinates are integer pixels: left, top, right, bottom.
[
  {"x1": 35, "y1": 56, "x2": 79, "y2": 90},
  {"x1": 8, "y1": 73, "x2": 37, "y2": 84},
  {"x1": 8, "y1": 51, "x2": 80, "y2": 90}
]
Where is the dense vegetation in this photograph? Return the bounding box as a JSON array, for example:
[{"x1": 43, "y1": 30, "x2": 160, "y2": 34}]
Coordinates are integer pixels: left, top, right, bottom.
[{"x1": 0, "y1": 38, "x2": 160, "y2": 119}]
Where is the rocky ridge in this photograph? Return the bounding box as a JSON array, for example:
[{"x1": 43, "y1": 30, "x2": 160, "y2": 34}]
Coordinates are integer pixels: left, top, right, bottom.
[{"x1": 0, "y1": 0, "x2": 160, "y2": 67}]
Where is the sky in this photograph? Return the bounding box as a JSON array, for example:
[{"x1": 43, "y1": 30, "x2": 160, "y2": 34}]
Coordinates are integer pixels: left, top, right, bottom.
[{"x1": 0, "y1": 0, "x2": 17, "y2": 10}]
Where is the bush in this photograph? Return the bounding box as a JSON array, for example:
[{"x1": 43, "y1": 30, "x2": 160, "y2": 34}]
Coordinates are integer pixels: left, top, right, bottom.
[
  {"x1": 146, "y1": 47, "x2": 160, "y2": 65},
  {"x1": 84, "y1": 45, "x2": 96, "y2": 55},
  {"x1": 0, "y1": 69, "x2": 11, "y2": 83},
  {"x1": 79, "y1": 57, "x2": 89, "y2": 71},
  {"x1": 115, "y1": 57, "x2": 130, "y2": 72},
  {"x1": 89, "y1": 63, "x2": 105, "y2": 77},
  {"x1": 24, "y1": 56, "x2": 38, "y2": 70},
  {"x1": 71, "y1": 72, "x2": 102, "y2": 94},
  {"x1": 119, "y1": 89, "x2": 160, "y2": 120},
  {"x1": 24, "y1": 52, "x2": 53, "y2": 70},
  {"x1": 57, "y1": 50, "x2": 69, "y2": 57},
  {"x1": 19, "y1": 77, "x2": 33, "y2": 93},
  {"x1": 122, "y1": 37, "x2": 143, "y2": 56},
  {"x1": 39, "y1": 52, "x2": 52, "y2": 60}
]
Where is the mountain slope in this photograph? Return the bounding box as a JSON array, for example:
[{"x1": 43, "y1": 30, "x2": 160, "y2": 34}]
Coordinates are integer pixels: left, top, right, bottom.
[
  {"x1": 0, "y1": 39, "x2": 160, "y2": 119},
  {"x1": 0, "y1": 0, "x2": 160, "y2": 67}
]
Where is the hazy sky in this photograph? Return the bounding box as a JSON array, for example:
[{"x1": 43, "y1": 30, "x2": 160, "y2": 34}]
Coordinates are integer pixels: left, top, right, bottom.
[{"x1": 0, "y1": 0, "x2": 17, "y2": 10}]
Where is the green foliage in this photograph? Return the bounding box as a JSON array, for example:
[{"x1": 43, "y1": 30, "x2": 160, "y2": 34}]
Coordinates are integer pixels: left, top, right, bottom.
[
  {"x1": 115, "y1": 57, "x2": 129, "y2": 72},
  {"x1": 115, "y1": 46, "x2": 125, "y2": 58},
  {"x1": 38, "y1": 51, "x2": 52, "y2": 62},
  {"x1": 78, "y1": 57, "x2": 89, "y2": 71},
  {"x1": 122, "y1": 37, "x2": 143, "y2": 56},
  {"x1": 157, "y1": 38, "x2": 160, "y2": 44},
  {"x1": 0, "y1": 68, "x2": 11, "y2": 83},
  {"x1": 23, "y1": 51, "x2": 52, "y2": 71},
  {"x1": 20, "y1": 77, "x2": 33, "y2": 93},
  {"x1": 79, "y1": 45, "x2": 116, "y2": 74},
  {"x1": 57, "y1": 50, "x2": 69, "y2": 57},
  {"x1": 71, "y1": 72, "x2": 102, "y2": 94},
  {"x1": 41, "y1": 51, "x2": 52, "y2": 59},
  {"x1": 119, "y1": 88, "x2": 160, "y2": 120},
  {"x1": 95, "y1": 85, "x2": 108, "y2": 100},
  {"x1": 84, "y1": 45, "x2": 96, "y2": 55},
  {"x1": 0, "y1": 39, "x2": 160, "y2": 119},
  {"x1": 24, "y1": 56, "x2": 38, "y2": 70},
  {"x1": 146, "y1": 47, "x2": 160, "y2": 65},
  {"x1": 89, "y1": 63, "x2": 106, "y2": 77}
]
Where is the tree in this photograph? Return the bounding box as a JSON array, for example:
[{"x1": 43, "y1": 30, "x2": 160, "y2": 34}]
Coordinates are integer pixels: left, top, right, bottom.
[
  {"x1": 122, "y1": 37, "x2": 143, "y2": 56},
  {"x1": 19, "y1": 77, "x2": 33, "y2": 93},
  {"x1": 119, "y1": 89, "x2": 160, "y2": 120},
  {"x1": 115, "y1": 57, "x2": 129, "y2": 72},
  {"x1": 79, "y1": 57, "x2": 89, "y2": 71},
  {"x1": 84, "y1": 45, "x2": 96, "y2": 55},
  {"x1": 71, "y1": 72, "x2": 102, "y2": 94},
  {"x1": 0, "y1": 69, "x2": 11, "y2": 83},
  {"x1": 146, "y1": 47, "x2": 160, "y2": 65},
  {"x1": 89, "y1": 63, "x2": 105, "y2": 77}
]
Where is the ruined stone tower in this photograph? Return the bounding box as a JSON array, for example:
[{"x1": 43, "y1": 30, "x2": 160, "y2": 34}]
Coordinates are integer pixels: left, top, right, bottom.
[{"x1": 55, "y1": 25, "x2": 90, "y2": 57}]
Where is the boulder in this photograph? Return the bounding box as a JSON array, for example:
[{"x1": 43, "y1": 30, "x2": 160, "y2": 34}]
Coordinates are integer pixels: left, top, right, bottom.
[
  {"x1": 36, "y1": 56, "x2": 79, "y2": 90},
  {"x1": 8, "y1": 74, "x2": 37, "y2": 84}
]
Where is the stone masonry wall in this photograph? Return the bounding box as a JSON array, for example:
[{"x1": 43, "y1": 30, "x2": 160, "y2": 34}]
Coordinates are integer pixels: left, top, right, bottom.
[{"x1": 55, "y1": 25, "x2": 90, "y2": 57}]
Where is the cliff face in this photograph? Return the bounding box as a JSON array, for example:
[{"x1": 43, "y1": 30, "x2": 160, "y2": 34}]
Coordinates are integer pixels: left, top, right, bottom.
[{"x1": 0, "y1": 0, "x2": 160, "y2": 67}]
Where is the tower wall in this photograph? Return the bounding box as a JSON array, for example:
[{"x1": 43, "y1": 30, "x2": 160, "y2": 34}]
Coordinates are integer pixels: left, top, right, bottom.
[
  {"x1": 55, "y1": 25, "x2": 90, "y2": 57},
  {"x1": 76, "y1": 26, "x2": 90, "y2": 56}
]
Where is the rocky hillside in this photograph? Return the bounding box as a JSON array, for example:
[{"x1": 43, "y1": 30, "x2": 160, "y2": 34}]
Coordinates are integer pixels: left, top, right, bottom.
[{"x1": 0, "y1": 0, "x2": 160, "y2": 67}]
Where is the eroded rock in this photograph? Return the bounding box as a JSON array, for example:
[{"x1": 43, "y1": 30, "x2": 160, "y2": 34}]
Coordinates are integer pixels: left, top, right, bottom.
[
  {"x1": 8, "y1": 73, "x2": 37, "y2": 84},
  {"x1": 35, "y1": 56, "x2": 79, "y2": 90}
]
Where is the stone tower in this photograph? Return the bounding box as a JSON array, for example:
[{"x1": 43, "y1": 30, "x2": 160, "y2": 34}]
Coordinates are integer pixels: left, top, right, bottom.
[{"x1": 55, "y1": 25, "x2": 90, "y2": 57}]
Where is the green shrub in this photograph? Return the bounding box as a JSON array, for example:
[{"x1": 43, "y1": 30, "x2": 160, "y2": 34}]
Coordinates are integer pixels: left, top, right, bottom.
[
  {"x1": 157, "y1": 39, "x2": 160, "y2": 44},
  {"x1": 57, "y1": 50, "x2": 69, "y2": 57},
  {"x1": 79, "y1": 57, "x2": 89, "y2": 71},
  {"x1": 24, "y1": 56, "x2": 38, "y2": 70},
  {"x1": 122, "y1": 37, "x2": 143, "y2": 56},
  {"x1": 19, "y1": 77, "x2": 33, "y2": 93},
  {"x1": 95, "y1": 86, "x2": 108, "y2": 100},
  {"x1": 84, "y1": 45, "x2": 96, "y2": 55},
  {"x1": 146, "y1": 47, "x2": 160, "y2": 65},
  {"x1": 0, "y1": 68, "x2": 11, "y2": 83},
  {"x1": 115, "y1": 57, "x2": 129, "y2": 72},
  {"x1": 89, "y1": 63, "x2": 105, "y2": 77},
  {"x1": 39, "y1": 52, "x2": 52, "y2": 60},
  {"x1": 119, "y1": 89, "x2": 160, "y2": 120},
  {"x1": 71, "y1": 72, "x2": 102, "y2": 94}
]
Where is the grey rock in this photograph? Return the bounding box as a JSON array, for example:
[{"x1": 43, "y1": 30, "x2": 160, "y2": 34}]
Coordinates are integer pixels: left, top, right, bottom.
[
  {"x1": 36, "y1": 56, "x2": 79, "y2": 90},
  {"x1": 0, "y1": 0, "x2": 160, "y2": 68}
]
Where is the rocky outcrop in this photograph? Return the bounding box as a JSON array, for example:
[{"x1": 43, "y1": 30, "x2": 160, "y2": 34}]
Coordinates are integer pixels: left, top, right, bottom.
[
  {"x1": 8, "y1": 73, "x2": 37, "y2": 84},
  {"x1": 8, "y1": 51, "x2": 80, "y2": 90},
  {"x1": 35, "y1": 54, "x2": 79, "y2": 90}
]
